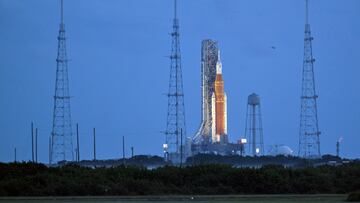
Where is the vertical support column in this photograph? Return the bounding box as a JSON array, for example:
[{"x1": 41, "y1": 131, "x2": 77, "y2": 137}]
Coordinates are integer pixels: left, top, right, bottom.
[
  {"x1": 14, "y1": 148, "x2": 17, "y2": 163},
  {"x1": 252, "y1": 105, "x2": 256, "y2": 156},
  {"x1": 49, "y1": 137, "x2": 52, "y2": 165},
  {"x1": 180, "y1": 128, "x2": 183, "y2": 168},
  {"x1": 31, "y1": 122, "x2": 34, "y2": 162},
  {"x1": 76, "y1": 123, "x2": 80, "y2": 162},
  {"x1": 93, "y1": 128, "x2": 96, "y2": 161},
  {"x1": 122, "y1": 136, "x2": 125, "y2": 165},
  {"x1": 35, "y1": 128, "x2": 38, "y2": 163}
]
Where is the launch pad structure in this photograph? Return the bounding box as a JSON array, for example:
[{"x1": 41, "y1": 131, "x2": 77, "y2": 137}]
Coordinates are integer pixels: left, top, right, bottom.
[{"x1": 192, "y1": 40, "x2": 242, "y2": 156}]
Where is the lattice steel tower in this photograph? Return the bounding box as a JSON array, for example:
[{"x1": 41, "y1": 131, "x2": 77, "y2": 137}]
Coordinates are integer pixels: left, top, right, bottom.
[
  {"x1": 51, "y1": 0, "x2": 74, "y2": 163},
  {"x1": 164, "y1": 0, "x2": 187, "y2": 163},
  {"x1": 298, "y1": 0, "x2": 321, "y2": 158}
]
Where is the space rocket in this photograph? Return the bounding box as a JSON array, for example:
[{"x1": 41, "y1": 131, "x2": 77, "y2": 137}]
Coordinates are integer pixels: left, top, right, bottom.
[{"x1": 211, "y1": 51, "x2": 228, "y2": 143}]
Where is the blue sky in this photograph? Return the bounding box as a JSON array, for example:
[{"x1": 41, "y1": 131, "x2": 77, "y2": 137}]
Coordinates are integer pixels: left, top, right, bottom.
[{"x1": 0, "y1": 0, "x2": 359, "y2": 162}]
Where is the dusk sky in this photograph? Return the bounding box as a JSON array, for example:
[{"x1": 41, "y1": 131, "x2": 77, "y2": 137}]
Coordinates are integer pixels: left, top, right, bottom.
[{"x1": 0, "y1": 0, "x2": 359, "y2": 162}]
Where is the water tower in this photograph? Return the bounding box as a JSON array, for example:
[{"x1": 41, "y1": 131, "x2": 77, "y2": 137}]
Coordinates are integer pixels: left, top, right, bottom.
[{"x1": 244, "y1": 93, "x2": 264, "y2": 156}]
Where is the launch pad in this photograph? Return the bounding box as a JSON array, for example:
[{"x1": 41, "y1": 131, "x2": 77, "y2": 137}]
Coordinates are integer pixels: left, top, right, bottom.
[{"x1": 191, "y1": 142, "x2": 243, "y2": 156}]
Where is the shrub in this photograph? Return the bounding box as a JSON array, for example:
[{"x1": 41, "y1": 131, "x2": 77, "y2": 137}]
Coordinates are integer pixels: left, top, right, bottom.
[{"x1": 347, "y1": 191, "x2": 360, "y2": 202}]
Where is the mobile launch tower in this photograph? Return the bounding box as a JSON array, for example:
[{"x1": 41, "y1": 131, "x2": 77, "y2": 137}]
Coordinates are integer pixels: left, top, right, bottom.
[
  {"x1": 193, "y1": 40, "x2": 219, "y2": 144},
  {"x1": 194, "y1": 40, "x2": 228, "y2": 145}
]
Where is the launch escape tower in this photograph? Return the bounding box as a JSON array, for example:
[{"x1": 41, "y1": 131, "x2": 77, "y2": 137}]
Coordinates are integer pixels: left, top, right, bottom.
[
  {"x1": 50, "y1": 0, "x2": 74, "y2": 163},
  {"x1": 164, "y1": 0, "x2": 187, "y2": 163},
  {"x1": 298, "y1": 0, "x2": 321, "y2": 158},
  {"x1": 244, "y1": 93, "x2": 264, "y2": 156}
]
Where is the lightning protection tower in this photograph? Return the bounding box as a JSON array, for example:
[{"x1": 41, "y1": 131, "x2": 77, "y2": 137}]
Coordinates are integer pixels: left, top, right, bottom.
[
  {"x1": 164, "y1": 0, "x2": 187, "y2": 164},
  {"x1": 298, "y1": 0, "x2": 321, "y2": 159},
  {"x1": 51, "y1": 0, "x2": 74, "y2": 163},
  {"x1": 244, "y1": 93, "x2": 264, "y2": 156}
]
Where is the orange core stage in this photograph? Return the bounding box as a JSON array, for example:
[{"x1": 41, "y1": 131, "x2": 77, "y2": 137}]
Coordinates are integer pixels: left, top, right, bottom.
[{"x1": 211, "y1": 51, "x2": 228, "y2": 143}]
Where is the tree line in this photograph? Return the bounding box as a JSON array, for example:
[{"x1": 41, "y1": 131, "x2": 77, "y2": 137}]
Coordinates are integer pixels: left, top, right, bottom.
[{"x1": 0, "y1": 162, "x2": 359, "y2": 196}]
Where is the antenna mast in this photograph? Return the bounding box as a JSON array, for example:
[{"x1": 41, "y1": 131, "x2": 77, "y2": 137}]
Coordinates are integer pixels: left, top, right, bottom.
[
  {"x1": 305, "y1": 0, "x2": 309, "y2": 24},
  {"x1": 61, "y1": 0, "x2": 64, "y2": 24},
  {"x1": 174, "y1": 0, "x2": 177, "y2": 19}
]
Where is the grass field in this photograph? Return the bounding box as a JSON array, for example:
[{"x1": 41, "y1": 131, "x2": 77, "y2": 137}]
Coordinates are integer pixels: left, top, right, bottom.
[{"x1": 0, "y1": 195, "x2": 348, "y2": 203}]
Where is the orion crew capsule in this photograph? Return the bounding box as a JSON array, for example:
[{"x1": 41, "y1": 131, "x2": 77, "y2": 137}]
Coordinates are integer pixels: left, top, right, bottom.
[{"x1": 211, "y1": 51, "x2": 228, "y2": 144}]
